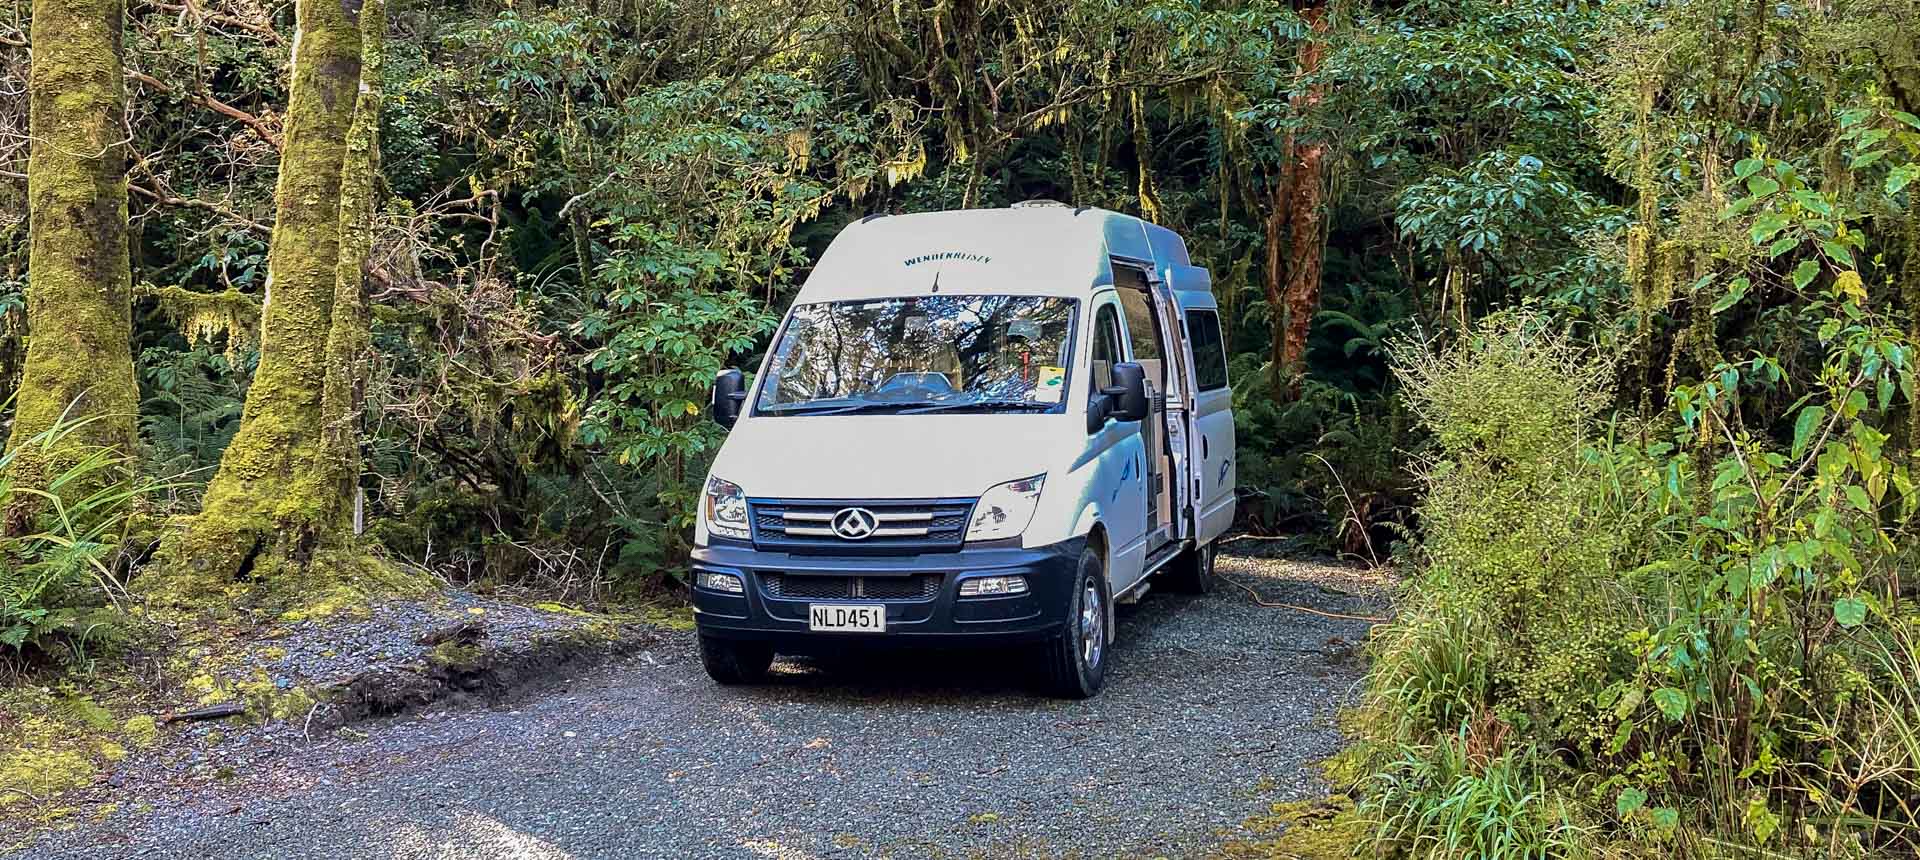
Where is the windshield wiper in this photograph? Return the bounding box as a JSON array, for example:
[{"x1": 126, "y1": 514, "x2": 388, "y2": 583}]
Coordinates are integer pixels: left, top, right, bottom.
[
  {"x1": 900, "y1": 400, "x2": 1057, "y2": 414},
  {"x1": 763, "y1": 400, "x2": 945, "y2": 416}
]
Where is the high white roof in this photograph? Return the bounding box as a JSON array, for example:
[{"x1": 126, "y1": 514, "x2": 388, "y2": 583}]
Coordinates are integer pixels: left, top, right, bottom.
[{"x1": 794, "y1": 205, "x2": 1194, "y2": 304}]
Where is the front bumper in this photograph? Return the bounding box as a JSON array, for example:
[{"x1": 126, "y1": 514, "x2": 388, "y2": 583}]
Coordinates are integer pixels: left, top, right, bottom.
[{"x1": 689, "y1": 537, "x2": 1085, "y2": 651}]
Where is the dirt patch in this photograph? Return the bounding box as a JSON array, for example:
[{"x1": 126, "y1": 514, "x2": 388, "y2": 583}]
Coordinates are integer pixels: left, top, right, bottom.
[{"x1": 329, "y1": 625, "x2": 655, "y2": 723}]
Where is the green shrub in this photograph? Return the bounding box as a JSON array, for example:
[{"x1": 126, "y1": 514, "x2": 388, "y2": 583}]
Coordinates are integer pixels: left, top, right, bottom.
[
  {"x1": 1388, "y1": 311, "x2": 1636, "y2": 747},
  {"x1": 1356, "y1": 290, "x2": 1920, "y2": 855},
  {"x1": 1232, "y1": 373, "x2": 1413, "y2": 557}
]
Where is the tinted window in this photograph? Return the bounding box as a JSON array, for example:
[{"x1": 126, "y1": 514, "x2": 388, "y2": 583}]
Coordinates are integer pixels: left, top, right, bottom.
[
  {"x1": 1186, "y1": 309, "x2": 1228, "y2": 391},
  {"x1": 1118, "y1": 288, "x2": 1161, "y2": 362},
  {"x1": 1091, "y1": 304, "x2": 1124, "y2": 390},
  {"x1": 758, "y1": 295, "x2": 1077, "y2": 414}
]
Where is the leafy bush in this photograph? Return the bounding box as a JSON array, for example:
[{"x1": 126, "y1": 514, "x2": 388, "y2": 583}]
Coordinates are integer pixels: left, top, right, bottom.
[
  {"x1": 1233, "y1": 372, "x2": 1412, "y2": 557},
  {"x1": 1355, "y1": 287, "x2": 1920, "y2": 854},
  {"x1": 1387, "y1": 311, "x2": 1635, "y2": 746}
]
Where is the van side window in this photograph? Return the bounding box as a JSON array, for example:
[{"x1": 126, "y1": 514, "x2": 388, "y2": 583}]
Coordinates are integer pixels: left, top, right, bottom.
[
  {"x1": 1186, "y1": 309, "x2": 1229, "y2": 391},
  {"x1": 1114, "y1": 275, "x2": 1161, "y2": 364},
  {"x1": 1091, "y1": 303, "x2": 1124, "y2": 390}
]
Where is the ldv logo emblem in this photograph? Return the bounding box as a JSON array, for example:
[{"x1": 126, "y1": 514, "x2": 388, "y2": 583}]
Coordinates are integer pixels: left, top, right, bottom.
[{"x1": 831, "y1": 507, "x2": 877, "y2": 540}]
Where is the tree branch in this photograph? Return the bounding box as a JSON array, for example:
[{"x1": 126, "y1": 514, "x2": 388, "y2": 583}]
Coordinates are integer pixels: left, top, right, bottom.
[
  {"x1": 127, "y1": 180, "x2": 271, "y2": 235},
  {"x1": 140, "y1": 1, "x2": 286, "y2": 45},
  {"x1": 127, "y1": 69, "x2": 282, "y2": 150}
]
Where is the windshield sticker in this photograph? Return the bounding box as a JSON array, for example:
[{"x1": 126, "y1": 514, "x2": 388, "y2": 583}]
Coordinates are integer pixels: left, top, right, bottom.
[
  {"x1": 903, "y1": 252, "x2": 992, "y2": 267},
  {"x1": 1031, "y1": 365, "x2": 1066, "y2": 403}
]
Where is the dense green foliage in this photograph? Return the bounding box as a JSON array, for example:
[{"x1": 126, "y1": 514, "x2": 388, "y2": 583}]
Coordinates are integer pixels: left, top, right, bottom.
[
  {"x1": 0, "y1": 0, "x2": 1917, "y2": 853},
  {"x1": 1349, "y1": 2, "x2": 1920, "y2": 854}
]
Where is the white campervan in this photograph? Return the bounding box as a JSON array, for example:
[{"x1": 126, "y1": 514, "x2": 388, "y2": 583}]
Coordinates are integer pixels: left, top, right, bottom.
[{"x1": 689, "y1": 203, "x2": 1236, "y2": 698}]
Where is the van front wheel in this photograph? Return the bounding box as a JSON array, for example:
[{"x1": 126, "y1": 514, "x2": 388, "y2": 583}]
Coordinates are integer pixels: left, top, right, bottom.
[
  {"x1": 699, "y1": 635, "x2": 774, "y2": 685},
  {"x1": 1038, "y1": 548, "x2": 1108, "y2": 699}
]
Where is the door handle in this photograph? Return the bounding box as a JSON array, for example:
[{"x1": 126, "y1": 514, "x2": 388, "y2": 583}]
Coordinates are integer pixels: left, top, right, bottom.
[{"x1": 1203, "y1": 436, "x2": 1209, "y2": 459}]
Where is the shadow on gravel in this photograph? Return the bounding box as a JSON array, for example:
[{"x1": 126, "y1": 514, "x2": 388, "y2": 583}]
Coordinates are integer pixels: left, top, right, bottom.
[{"x1": 737, "y1": 600, "x2": 1187, "y2": 703}]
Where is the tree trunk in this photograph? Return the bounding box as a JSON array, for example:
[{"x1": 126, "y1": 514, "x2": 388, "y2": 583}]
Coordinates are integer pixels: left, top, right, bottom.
[
  {"x1": 1273, "y1": 0, "x2": 1329, "y2": 401},
  {"x1": 4, "y1": 0, "x2": 140, "y2": 529},
  {"x1": 149, "y1": 0, "x2": 376, "y2": 593},
  {"x1": 1264, "y1": 179, "x2": 1289, "y2": 400},
  {"x1": 315, "y1": 0, "x2": 383, "y2": 536}
]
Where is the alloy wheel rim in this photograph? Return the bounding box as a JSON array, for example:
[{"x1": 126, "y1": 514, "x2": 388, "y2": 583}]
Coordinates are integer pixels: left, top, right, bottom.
[{"x1": 1080, "y1": 580, "x2": 1103, "y2": 669}]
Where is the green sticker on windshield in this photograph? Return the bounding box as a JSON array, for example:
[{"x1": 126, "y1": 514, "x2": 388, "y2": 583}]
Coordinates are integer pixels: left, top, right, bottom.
[{"x1": 1033, "y1": 366, "x2": 1066, "y2": 403}]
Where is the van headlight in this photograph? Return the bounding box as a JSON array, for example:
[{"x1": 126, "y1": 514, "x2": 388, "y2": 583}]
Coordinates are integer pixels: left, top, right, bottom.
[
  {"x1": 704, "y1": 476, "x2": 751, "y2": 540},
  {"x1": 966, "y1": 475, "x2": 1046, "y2": 542}
]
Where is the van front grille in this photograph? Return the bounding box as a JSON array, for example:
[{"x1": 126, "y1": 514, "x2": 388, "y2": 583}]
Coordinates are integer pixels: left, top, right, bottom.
[
  {"x1": 748, "y1": 498, "x2": 975, "y2": 554},
  {"x1": 760, "y1": 573, "x2": 942, "y2": 601}
]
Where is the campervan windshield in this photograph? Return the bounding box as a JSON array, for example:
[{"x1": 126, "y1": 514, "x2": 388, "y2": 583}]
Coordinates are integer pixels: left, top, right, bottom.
[{"x1": 756, "y1": 294, "x2": 1076, "y2": 415}]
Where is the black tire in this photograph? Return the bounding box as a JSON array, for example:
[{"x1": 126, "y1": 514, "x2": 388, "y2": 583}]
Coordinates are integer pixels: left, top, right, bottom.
[
  {"x1": 699, "y1": 634, "x2": 774, "y2": 685},
  {"x1": 1161, "y1": 540, "x2": 1216, "y2": 594},
  {"x1": 1037, "y1": 548, "x2": 1108, "y2": 699}
]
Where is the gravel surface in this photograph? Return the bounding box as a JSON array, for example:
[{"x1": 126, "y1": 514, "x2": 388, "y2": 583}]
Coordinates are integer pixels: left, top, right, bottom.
[{"x1": 14, "y1": 550, "x2": 1387, "y2": 860}]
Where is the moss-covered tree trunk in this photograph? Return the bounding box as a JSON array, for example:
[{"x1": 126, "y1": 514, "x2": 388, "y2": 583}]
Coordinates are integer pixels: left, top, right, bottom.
[
  {"x1": 315, "y1": 0, "x2": 383, "y2": 532},
  {"x1": 4, "y1": 0, "x2": 140, "y2": 530},
  {"x1": 150, "y1": 0, "x2": 380, "y2": 592}
]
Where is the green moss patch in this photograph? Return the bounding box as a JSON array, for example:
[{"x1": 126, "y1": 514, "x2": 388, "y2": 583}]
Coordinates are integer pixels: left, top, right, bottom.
[
  {"x1": 1213, "y1": 796, "x2": 1368, "y2": 859},
  {"x1": 0, "y1": 687, "x2": 161, "y2": 820}
]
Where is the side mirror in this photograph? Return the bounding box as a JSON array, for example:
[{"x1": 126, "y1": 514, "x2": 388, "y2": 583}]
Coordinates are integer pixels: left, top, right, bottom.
[
  {"x1": 1108, "y1": 362, "x2": 1150, "y2": 421},
  {"x1": 1085, "y1": 392, "x2": 1112, "y2": 434},
  {"x1": 711, "y1": 368, "x2": 746, "y2": 428}
]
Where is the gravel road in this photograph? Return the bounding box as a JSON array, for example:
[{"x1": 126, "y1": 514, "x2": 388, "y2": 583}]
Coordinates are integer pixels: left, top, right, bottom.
[{"x1": 15, "y1": 551, "x2": 1387, "y2": 860}]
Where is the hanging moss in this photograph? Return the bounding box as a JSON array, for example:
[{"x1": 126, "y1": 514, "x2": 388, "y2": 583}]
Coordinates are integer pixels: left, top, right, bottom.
[
  {"x1": 1650, "y1": 239, "x2": 1692, "y2": 311},
  {"x1": 141, "y1": 285, "x2": 262, "y2": 356},
  {"x1": 5, "y1": 0, "x2": 141, "y2": 527},
  {"x1": 1128, "y1": 89, "x2": 1164, "y2": 222}
]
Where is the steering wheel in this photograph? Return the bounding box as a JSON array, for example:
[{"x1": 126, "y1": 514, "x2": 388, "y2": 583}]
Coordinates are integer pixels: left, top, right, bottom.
[{"x1": 874, "y1": 372, "x2": 957, "y2": 400}]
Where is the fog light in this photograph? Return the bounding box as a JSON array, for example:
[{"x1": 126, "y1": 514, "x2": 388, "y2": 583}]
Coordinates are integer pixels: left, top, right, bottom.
[
  {"x1": 959, "y1": 575, "x2": 1028, "y2": 597},
  {"x1": 698, "y1": 571, "x2": 744, "y2": 594}
]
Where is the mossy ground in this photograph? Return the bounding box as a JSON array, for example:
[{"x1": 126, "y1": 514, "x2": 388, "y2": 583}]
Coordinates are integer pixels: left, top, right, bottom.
[
  {"x1": 1212, "y1": 796, "x2": 1369, "y2": 859},
  {"x1": 1209, "y1": 747, "x2": 1374, "y2": 859},
  {"x1": 134, "y1": 540, "x2": 432, "y2": 635},
  {"x1": 0, "y1": 679, "x2": 165, "y2": 828}
]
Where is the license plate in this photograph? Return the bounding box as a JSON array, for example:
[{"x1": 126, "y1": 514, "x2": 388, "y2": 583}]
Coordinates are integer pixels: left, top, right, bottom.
[{"x1": 809, "y1": 604, "x2": 886, "y2": 633}]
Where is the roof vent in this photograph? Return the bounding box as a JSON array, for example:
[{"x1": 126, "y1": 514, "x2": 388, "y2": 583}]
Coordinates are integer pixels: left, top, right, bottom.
[{"x1": 1010, "y1": 199, "x2": 1071, "y2": 209}]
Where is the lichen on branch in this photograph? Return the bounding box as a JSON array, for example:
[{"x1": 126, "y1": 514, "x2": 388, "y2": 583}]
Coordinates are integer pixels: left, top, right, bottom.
[{"x1": 139, "y1": 284, "x2": 262, "y2": 356}]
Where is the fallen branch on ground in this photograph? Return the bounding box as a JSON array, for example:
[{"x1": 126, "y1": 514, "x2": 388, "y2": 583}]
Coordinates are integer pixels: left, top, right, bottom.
[
  {"x1": 162, "y1": 702, "x2": 247, "y2": 724},
  {"x1": 1220, "y1": 574, "x2": 1390, "y2": 623}
]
